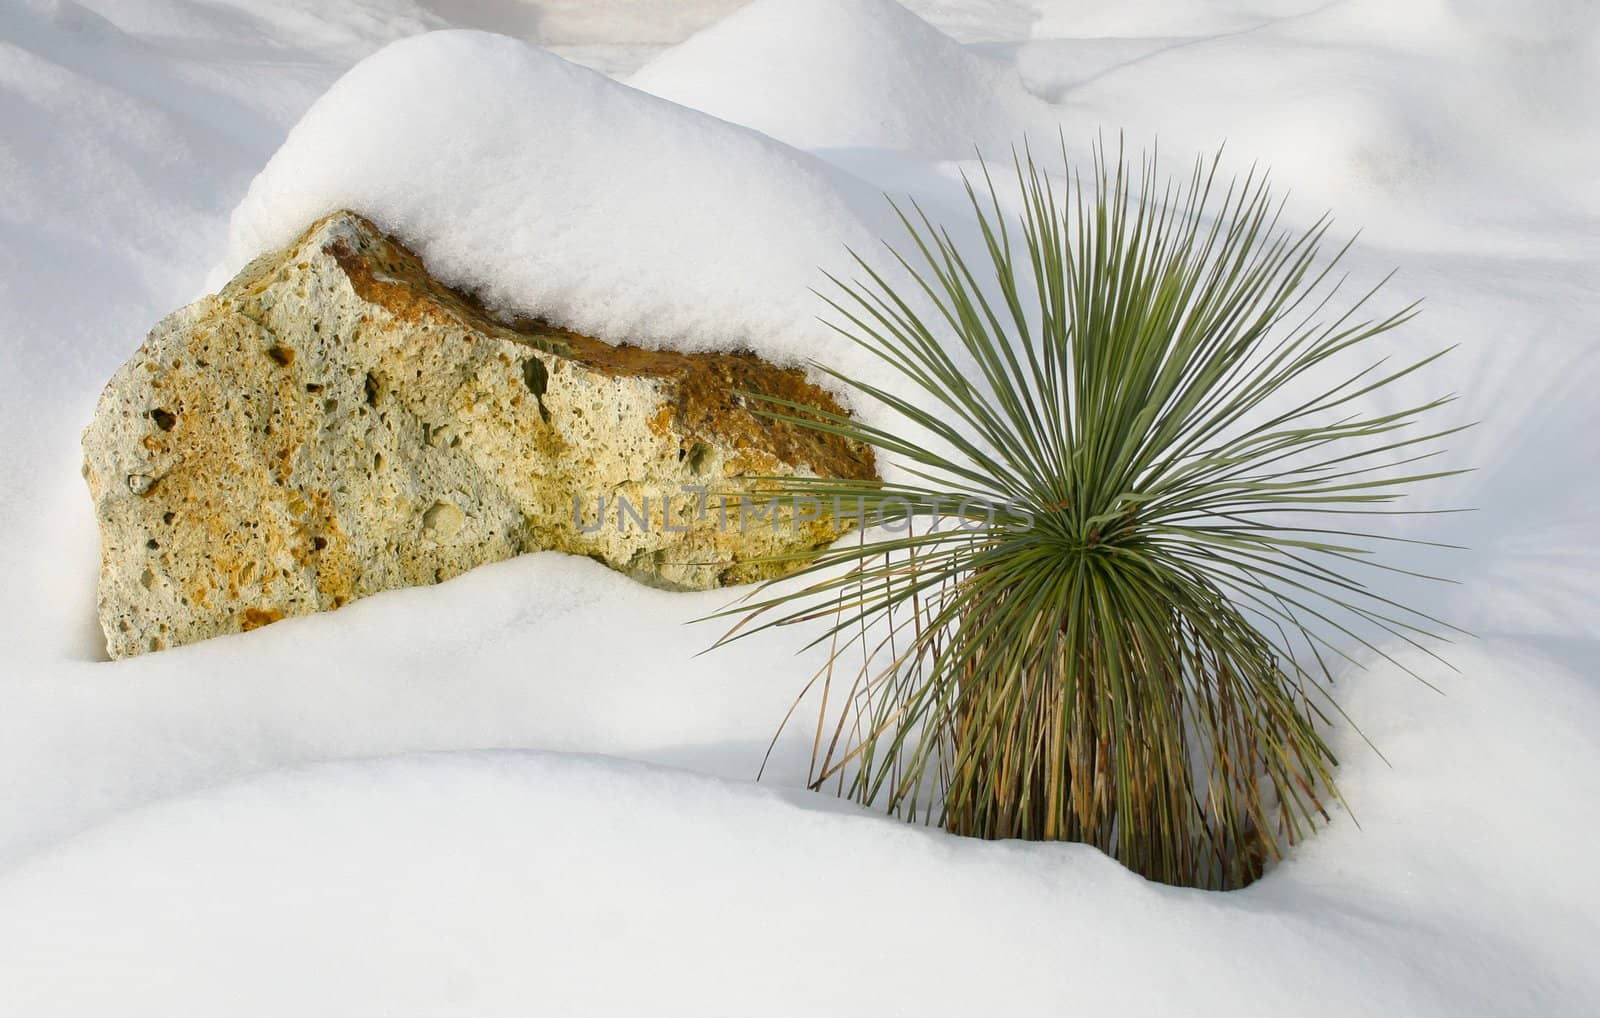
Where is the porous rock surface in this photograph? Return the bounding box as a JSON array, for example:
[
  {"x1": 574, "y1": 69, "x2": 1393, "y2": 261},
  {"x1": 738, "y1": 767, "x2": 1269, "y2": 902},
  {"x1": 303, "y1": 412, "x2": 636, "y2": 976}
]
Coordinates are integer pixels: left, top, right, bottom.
[{"x1": 82, "y1": 211, "x2": 874, "y2": 658}]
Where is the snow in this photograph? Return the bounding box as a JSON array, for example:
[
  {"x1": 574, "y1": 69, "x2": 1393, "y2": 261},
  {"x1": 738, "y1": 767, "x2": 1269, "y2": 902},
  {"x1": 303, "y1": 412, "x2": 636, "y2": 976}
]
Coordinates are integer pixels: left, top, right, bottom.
[
  {"x1": 1, "y1": 1, "x2": 1598, "y2": 1014},
  {"x1": 629, "y1": 0, "x2": 1053, "y2": 155},
  {"x1": 209, "y1": 29, "x2": 894, "y2": 367},
  {"x1": 1005, "y1": 0, "x2": 1600, "y2": 245},
  {"x1": 2, "y1": 643, "x2": 1597, "y2": 1016}
]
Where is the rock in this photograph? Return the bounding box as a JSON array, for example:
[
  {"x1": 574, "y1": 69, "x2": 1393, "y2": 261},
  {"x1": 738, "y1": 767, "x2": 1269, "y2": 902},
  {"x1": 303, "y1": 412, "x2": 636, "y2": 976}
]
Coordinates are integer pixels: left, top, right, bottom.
[{"x1": 82, "y1": 211, "x2": 876, "y2": 658}]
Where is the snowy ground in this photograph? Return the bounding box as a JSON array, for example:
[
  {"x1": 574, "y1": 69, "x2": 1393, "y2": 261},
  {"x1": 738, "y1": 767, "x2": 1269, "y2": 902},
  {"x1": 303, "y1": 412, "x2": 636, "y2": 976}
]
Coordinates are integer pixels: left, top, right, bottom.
[{"x1": 1, "y1": 0, "x2": 1598, "y2": 1014}]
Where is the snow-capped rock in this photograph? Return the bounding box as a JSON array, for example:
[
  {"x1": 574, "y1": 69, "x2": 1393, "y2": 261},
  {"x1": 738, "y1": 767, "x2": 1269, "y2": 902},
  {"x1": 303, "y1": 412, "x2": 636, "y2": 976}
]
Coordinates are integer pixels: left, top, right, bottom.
[{"x1": 82, "y1": 211, "x2": 874, "y2": 658}]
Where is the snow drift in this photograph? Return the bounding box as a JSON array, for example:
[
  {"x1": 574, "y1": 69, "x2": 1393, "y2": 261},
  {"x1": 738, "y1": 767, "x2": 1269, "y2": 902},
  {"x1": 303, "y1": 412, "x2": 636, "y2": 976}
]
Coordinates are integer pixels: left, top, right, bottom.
[
  {"x1": 3, "y1": 648, "x2": 1597, "y2": 1018},
  {"x1": 1010, "y1": 0, "x2": 1600, "y2": 242},
  {"x1": 630, "y1": 0, "x2": 1053, "y2": 154}
]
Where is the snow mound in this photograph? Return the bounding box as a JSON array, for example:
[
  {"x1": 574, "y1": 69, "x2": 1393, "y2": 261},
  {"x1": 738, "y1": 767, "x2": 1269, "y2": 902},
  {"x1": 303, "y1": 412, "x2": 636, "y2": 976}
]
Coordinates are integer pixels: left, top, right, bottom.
[
  {"x1": 630, "y1": 0, "x2": 1053, "y2": 154},
  {"x1": 212, "y1": 30, "x2": 893, "y2": 365},
  {"x1": 2, "y1": 646, "x2": 1598, "y2": 1018}
]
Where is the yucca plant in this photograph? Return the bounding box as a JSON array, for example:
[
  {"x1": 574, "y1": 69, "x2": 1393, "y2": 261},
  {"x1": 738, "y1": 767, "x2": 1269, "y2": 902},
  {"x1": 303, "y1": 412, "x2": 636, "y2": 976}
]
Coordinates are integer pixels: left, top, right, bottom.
[{"x1": 709, "y1": 140, "x2": 1464, "y2": 890}]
